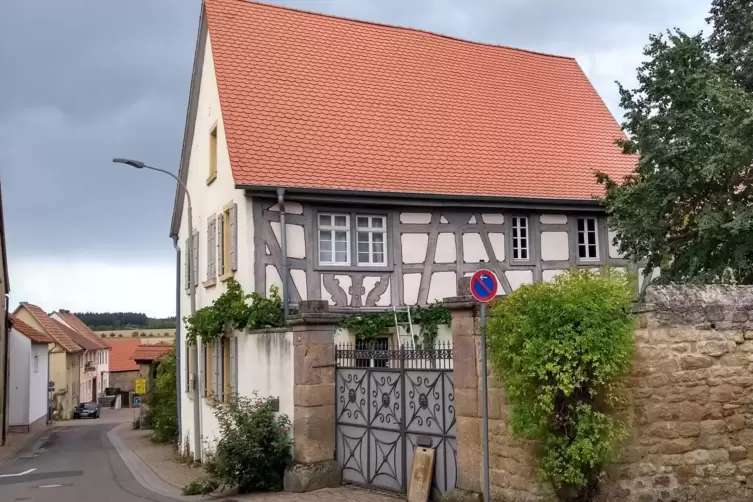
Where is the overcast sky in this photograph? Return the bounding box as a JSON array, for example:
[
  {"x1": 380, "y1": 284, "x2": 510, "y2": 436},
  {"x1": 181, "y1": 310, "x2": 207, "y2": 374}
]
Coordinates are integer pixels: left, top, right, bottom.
[{"x1": 0, "y1": 0, "x2": 710, "y2": 317}]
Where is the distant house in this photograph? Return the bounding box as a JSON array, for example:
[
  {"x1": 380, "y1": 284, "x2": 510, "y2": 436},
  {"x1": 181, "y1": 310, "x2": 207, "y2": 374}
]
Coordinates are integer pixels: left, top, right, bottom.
[
  {"x1": 51, "y1": 312, "x2": 111, "y2": 402},
  {"x1": 0, "y1": 182, "x2": 9, "y2": 445},
  {"x1": 7, "y1": 314, "x2": 52, "y2": 432},
  {"x1": 13, "y1": 303, "x2": 83, "y2": 419}
]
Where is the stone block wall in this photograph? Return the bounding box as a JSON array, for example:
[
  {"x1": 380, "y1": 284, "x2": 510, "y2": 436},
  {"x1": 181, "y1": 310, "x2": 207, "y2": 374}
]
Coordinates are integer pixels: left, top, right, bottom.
[{"x1": 448, "y1": 285, "x2": 753, "y2": 502}]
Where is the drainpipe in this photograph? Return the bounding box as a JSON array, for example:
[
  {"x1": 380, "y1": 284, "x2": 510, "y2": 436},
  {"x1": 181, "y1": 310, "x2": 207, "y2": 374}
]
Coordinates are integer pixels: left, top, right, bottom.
[
  {"x1": 2, "y1": 295, "x2": 9, "y2": 445},
  {"x1": 172, "y1": 237, "x2": 182, "y2": 442},
  {"x1": 47, "y1": 344, "x2": 54, "y2": 424},
  {"x1": 276, "y1": 188, "x2": 289, "y2": 320}
]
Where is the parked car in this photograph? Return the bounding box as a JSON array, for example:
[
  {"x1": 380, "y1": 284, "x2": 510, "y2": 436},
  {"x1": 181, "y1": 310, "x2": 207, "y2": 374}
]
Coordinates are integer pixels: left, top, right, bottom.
[{"x1": 73, "y1": 402, "x2": 100, "y2": 419}]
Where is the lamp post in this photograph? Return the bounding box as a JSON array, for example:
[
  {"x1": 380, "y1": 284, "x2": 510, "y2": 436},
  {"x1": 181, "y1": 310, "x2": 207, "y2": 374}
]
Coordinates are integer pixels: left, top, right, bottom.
[{"x1": 112, "y1": 158, "x2": 200, "y2": 461}]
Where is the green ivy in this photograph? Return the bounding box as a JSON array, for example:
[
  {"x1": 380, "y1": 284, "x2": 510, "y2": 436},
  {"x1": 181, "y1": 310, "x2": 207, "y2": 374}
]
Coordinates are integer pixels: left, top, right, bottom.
[
  {"x1": 340, "y1": 302, "x2": 451, "y2": 347},
  {"x1": 184, "y1": 279, "x2": 284, "y2": 346},
  {"x1": 486, "y1": 269, "x2": 635, "y2": 501}
]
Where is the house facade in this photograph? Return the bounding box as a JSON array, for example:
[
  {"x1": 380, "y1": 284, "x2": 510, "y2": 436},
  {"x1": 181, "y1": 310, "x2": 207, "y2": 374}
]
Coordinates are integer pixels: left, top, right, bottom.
[
  {"x1": 13, "y1": 303, "x2": 83, "y2": 419},
  {"x1": 171, "y1": 0, "x2": 646, "y2": 466},
  {"x1": 51, "y1": 312, "x2": 110, "y2": 402},
  {"x1": 7, "y1": 315, "x2": 51, "y2": 432}
]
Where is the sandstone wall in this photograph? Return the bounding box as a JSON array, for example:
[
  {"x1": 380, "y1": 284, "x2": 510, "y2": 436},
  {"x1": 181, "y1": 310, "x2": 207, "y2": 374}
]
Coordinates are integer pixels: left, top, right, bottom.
[{"x1": 448, "y1": 285, "x2": 753, "y2": 502}]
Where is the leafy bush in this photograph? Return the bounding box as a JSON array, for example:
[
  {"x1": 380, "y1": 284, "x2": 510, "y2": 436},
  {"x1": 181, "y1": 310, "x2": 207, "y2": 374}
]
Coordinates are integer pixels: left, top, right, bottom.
[
  {"x1": 340, "y1": 302, "x2": 450, "y2": 346},
  {"x1": 486, "y1": 269, "x2": 636, "y2": 501},
  {"x1": 185, "y1": 279, "x2": 284, "y2": 346},
  {"x1": 148, "y1": 348, "x2": 178, "y2": 443},
  {"x1": 182, "y1": 394, "x2": 292, "y2": 495}
]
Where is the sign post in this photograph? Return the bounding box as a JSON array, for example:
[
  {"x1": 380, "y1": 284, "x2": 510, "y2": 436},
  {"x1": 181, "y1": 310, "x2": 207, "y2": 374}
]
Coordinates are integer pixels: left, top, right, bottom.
[{"x1": 470, "y1": 269, "x2": 498, "y2": 502}]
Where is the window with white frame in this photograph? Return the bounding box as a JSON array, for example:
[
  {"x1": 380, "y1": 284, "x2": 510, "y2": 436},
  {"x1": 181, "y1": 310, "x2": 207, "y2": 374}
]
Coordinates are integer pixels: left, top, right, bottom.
[
  {"x1": 357, "y1": 216, "x2": 386, "y2": 265},
  {"x1": 318, "y1": 214, "x2": 350, "y2": 265},
  {"x1": 33, "y1": 355, "x2": 39, "y2": 373},
  {"x1": 577, "y1": 217, "x2": 599, "y2": 260},
  {"x1": 511, "y1": 216, "x2": 529, "y2": 260}
]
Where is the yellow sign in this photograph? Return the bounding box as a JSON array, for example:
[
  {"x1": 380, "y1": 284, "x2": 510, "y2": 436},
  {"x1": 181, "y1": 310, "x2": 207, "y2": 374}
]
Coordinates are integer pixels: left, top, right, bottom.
[{"x1": 135, "y1": 379, "x2": 146, "y2": 395}]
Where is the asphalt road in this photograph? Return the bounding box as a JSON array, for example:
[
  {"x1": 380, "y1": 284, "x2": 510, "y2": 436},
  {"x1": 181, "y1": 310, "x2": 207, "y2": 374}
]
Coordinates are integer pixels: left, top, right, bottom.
[{"x1": 0, "y1": 422, "x2": 180, "y2": 502}]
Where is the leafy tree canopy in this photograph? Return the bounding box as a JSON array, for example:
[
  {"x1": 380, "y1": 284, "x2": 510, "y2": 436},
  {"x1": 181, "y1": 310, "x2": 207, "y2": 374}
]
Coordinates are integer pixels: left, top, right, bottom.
[{"x1": 598, "y1": 0, "x2": 753, "y2": 285}]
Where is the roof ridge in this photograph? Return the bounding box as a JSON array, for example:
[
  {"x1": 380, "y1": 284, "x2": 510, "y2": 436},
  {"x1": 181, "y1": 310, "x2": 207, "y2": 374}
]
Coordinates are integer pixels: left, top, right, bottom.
[{"x1": 223, "y1": 0, "x2": 576, "y2": 62}]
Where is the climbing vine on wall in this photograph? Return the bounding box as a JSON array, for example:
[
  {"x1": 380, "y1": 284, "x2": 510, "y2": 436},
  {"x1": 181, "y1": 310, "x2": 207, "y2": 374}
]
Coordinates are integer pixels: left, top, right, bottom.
[
  {"x1": 184, "y1": 279, "x2": 284, "y2": 346},
  {"x1": 340, "y1": 302, "x2": 451, "y2": 347}
]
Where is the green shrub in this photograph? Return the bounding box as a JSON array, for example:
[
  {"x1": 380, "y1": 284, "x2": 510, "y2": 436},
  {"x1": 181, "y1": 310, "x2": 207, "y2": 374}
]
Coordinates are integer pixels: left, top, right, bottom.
[
  {"x1": 148, "y1": 348, "x2": 178, "y2": 443},
  {"x1": 486, "y1": 269, "x2": 636, "y2": 501},
  {"x1": 182, "y1": 393, "x2": 292, "y2": 495}
]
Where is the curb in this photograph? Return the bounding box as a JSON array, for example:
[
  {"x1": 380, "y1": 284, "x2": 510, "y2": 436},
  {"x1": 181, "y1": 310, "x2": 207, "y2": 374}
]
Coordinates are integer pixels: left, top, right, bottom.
[
  {"x1": 0, "y1": 426, "x2": 53, "y2": 465},
  {"x1": 107, "y1": 423, "x2": 206, "y2": 502}
]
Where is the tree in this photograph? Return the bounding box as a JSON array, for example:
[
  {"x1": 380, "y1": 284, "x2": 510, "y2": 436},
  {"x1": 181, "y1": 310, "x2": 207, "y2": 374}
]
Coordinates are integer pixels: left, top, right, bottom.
[{"x1": 598, "y1": 1, "x2": 753, "y2": 285}]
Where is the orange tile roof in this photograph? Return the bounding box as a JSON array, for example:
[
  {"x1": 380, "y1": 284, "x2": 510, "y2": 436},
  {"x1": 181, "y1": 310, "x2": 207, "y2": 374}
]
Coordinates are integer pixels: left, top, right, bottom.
[
  {"x1": 55, "y1": 312, "x2": 110, "y2": 350},
  {"x1": 53, "y1": 320, "x2": 101, "y2": 351},
  {"x1": 105, "y1": 339, "x2": 142, "y2": 372},
  {"x1": 131, "y1": 344, "x2": 174, "y2": 363},
  {"x1": 9, "y1": 314, "x2": 52, "y2": 344},
  {"x1": 17, "y1": 303, "x2": 83, "y2": 353},
  {"x1": 203, "y1": 0, "x2": 635, "y2": 201}
]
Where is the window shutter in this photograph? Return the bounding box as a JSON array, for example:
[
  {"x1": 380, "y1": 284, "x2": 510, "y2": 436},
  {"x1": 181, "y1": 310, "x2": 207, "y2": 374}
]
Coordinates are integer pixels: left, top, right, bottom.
[
  {"x1": 217, "y1": 213, "x2": 225, "y2": 276},
  {"x1": 209, "y1": 217, "x2": 217, "y2": 279},
  {"x1": 230, "y1": 203, "x2": 238, "y2": 271},
  {"x1": 213, "y1": 342, "x2": 221, "y2": 399},
  {"x1": 206, "y1": 218, "x2": 213, "y2": 281},
  {"x1": 199, "y1": 342, "x2": 205, "y2": 397},
  {"x1": 184, "y1": 238, "x2": 190, "y2": 291},
  {"x1": 192, "y1": 229, "x2": 199, "y2": 289},
  {"x1": 230, "y1": 336, "x2": 238, "y2": 397}
]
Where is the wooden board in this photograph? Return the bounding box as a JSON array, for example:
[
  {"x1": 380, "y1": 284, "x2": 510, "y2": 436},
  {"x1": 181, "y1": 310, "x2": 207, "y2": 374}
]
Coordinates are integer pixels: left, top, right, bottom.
[{"x1": 407, "y1": 447, "x2": 436, "y2": 502}]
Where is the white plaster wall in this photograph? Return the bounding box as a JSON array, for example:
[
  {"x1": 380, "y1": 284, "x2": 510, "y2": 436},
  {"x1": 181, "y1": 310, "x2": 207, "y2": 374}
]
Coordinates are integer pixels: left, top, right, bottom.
[
  {"x1": 29, "y1": 343, "x2": 49, "y2": 424},
  {"x1": 178, "y1": 32, "x2": 257, "y2": 457},
  {"x1": 462, "y1": 234, "x2": 488, "y2": 263},
  {"x1": 403, "y1": 273, "x2": 421, "y2": 305},
  {"x1": 400, "y1": 213, "x2": 432, "y2": 224},
  {"x1": 270, "y1": 222, "x2": 306, "y2": 259},
  {"x1": 8, "y1": 328, "x2": 30, "y2": 426},
  {"x1": 488, "y1": 233, "x2": 505, "y2": 261},
  {"x1": 541, "y1": 232, "x2": 569, "y2": 261},
  {"x1": 543, "y1": 269, "x2": 566, "y2": 282},
  {"x1": 608, "y1": 230, "x2": 623, "y2": 258},
  {"x1": 402, "y1": 234, "x2": 429, "y2": 263},
  {"x1": 427, "y1": 272, "x2": 457, "y2": 302},
  {"x1": 540, "y1": 214, "x2": 567, "y2": 224},
  {"x1": 505, "y1": 270, "x2": 534, "y2": 290},
  {"x1": 363, "y1": 277, "x2": 391, "y2": 306},
  {"x1": 482, "y1": 213, "x2": 504, "y2": 224},
  {"x1": 435, "y1": 233, "x2": 456, "y2": 263},
  {"x1": 237, "y1": 331, "x2": 295, "y2": 425}
]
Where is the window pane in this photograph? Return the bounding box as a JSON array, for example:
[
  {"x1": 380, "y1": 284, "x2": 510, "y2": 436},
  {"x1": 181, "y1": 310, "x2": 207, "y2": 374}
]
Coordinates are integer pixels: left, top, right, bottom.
[
  {"x1": 358, "y1": 241, "x2": 369, "y2": 253},
  {"x1": 512, "y1": 227, "x2": 518, "y2": 238},
  {"x1": 520, "y1": 238, "x2": 527, "y2": 249},
  {"x1": 513, "y1": 248, "x2": 519, "y2": 260},
  {"x1": 520, "y1": 218, "x2": 527, "y2": 228},
  {"x1": 336, "y1": 250, "x2": 348, "y2": 262},
  {"x1": 321, "y1": 250, "x2": 332, "y2": 262},
  {"x1": 373, "y1": 232, "x2": 384, "y2": 243},
  {"x1": 373, "y1": 252, "x2": 384, "y2": 263},
  {"x1": 587, "y1": 218, "x2": 596, "y2": 232},
  {"x1": 358, "y1": 252, "x2": 370, "y2": 263},
  {"x1": 577, "y1": 219, "x2": 584, "y2": 232},
  {"x1": 319, "y1": 214, "x2": 331, "y2": 227},
  {"x1": 521, "y1": 249, "x2": 528, "y2": 259},
  {"x1": 520, "y1": 228, "x2": 527, "y2": 238},
  {"x1": 335, "y1": 215, "x2": 347, "y2": 227},
  {"x1": 357, "y1": 217, "x2": 369, "y2": 227},
  {"x1": 578, "y1": 244, "x2": 586, "y2": 258},
  {"x1": 373, "y1": 218, "x2": 384, "y2": 228},
  {"x1": 335, "y1": 230, "x2": 348, "y2": 243},
  {"x1": 373, "y1": 240, "x2": 384, "y2": 254},
  {"x1": 357, "y1": 231, "x2": 369, "y2": 243},
  {"x1": 578, "y1": 232, "x2": 585, "y2": 245},
  {"x1": 513, "y1": 237, "x2": 518, "y2": 249},
  {"x1": 589, "y1": 244, "x2": 597, "y2": 258}
]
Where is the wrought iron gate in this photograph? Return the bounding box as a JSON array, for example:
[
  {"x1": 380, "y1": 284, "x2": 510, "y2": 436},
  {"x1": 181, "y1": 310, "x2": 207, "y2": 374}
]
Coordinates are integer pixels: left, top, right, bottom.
[{"x1": 335, "y1": 342, "x2": 456, "y2": 495}]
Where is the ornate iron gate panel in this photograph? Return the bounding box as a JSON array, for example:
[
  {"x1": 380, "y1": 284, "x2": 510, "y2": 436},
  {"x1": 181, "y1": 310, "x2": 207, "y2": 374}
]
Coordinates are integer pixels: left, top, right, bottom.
[{"x1": 335, "y1": 343, "x2": 456, "y2": 495}]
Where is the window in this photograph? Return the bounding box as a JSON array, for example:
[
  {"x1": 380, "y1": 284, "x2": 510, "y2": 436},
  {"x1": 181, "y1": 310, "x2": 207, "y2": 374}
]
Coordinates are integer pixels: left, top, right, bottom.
[
  {"x1": 318, "y1": 214, "x2": 350, "y2": 265},
  {"x1": 577, "y1": 218, "x2": 599, "y2": 260},
  {"x1": 511, "y1": 217, "x2": 529, "y2": 260},
  {"x1": 33, "y1": 355, "x2": 39, "y2": 373},
  {"x1": 204, "y1": 339, "x2": 235, "y2": 403},
  {"x1": 205, "y1": 216, "x2": 217, "y2": 285},
  {"x1": 221, "y1": 338, "x2": 231, "y2": 403},
  {"x1": 217, "y1": 203, "x2": 238, "y2": 279},
  {"x1": 204, "y1": 343, "x2": 213, "y2": 398},
  {"x1": 356, "y1": 216, "x2": 386, "y2": 265},
  {"x1": 356, "y1": 337, "x2": 390, "y2": 368},
  {"x1": 208, "y1": 125, "x2": 218, "y2": 184}
]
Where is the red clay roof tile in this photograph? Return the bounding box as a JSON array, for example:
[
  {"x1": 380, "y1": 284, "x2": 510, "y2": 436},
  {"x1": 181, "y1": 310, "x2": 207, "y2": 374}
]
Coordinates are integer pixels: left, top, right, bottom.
[
  {"x1": 131, "y1": 344, "x2": 174, "y2": 363},
  {"x1": 53, "y1": 320, "x2": 101, "y2": 351},
  {"x1": 105, "y1": 339, "x2": 142, "y2": 372},
  {"x1": 9, "y1": 314, "x2": 52, "y2": 344},
  {"x1": 204, "y1": 0, "x2": 636, "y2": 200},
  {"x1": 55, "y1": 312, "x2": 110, "y2": 350},
  {"x1": 18, "y1": 303, "x2": 83, "y2": 353}
]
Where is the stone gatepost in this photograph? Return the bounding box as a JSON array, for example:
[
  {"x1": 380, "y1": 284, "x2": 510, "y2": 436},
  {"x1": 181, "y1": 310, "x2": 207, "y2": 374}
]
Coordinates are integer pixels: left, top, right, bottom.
[{"x1": 283, "y1": 300, "x2": 342, "y2": 493}]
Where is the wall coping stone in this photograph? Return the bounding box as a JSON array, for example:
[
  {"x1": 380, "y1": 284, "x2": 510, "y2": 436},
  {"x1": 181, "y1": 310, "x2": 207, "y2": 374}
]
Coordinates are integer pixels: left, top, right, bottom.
[{"x1": 245, "y1": 327, "x2": 290, "y2": 334}]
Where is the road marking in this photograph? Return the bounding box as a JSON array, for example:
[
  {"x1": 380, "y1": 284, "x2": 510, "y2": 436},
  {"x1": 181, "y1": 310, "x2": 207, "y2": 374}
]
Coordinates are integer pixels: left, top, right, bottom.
[
  {"x1": 0, "y1": 469, "x2": 36, "y2": 478},
  {"x1": 37, "y1": 484, "x2": 63, "y2": 488}
]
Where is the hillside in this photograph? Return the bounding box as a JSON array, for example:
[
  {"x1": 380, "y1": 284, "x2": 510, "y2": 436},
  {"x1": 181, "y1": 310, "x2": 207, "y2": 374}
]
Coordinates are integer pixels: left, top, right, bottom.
[{"x1": 65, "y1": 310, "x2": 176, "y2": 331}]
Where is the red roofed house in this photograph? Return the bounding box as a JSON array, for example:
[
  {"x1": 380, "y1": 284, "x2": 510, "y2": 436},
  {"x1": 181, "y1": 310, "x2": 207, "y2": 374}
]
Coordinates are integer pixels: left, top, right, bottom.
[
  {"x1": 7, "y1": 315, "x2": 52, "y2": 432},
  {"x1": 168, "y1": 0, "x2": 645, "y2": 490},
  {"x1": 13, "y1": 303, "x2": 83, "y2": 419},
  {"x1": 51, "y1": 311, "x2": 111, "y2": 403}
]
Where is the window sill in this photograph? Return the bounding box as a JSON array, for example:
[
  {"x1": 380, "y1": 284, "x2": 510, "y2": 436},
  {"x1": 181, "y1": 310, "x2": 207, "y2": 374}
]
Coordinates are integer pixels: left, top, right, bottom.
[
  {"x1": 315, "y1": 264, "x2": 393, "y2": 273},
  {"x1": 203, "y1": 278, "x2": 217, "y2": 289},
  {"x1": 220, "y1": 271, "x2": 235, "y2": 283},
  {"x1": 206, "y1": 172, "x2": 217, "y2": 185}
]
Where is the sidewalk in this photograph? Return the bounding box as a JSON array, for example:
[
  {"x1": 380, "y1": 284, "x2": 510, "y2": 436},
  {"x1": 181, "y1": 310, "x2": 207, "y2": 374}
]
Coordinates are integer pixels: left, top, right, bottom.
[
  {"x1": 113, "y1": 424, "x2": 401, "y2": 502},
  {"x1": 0, "y1": 426, "x2": 50, "y2": 464}
]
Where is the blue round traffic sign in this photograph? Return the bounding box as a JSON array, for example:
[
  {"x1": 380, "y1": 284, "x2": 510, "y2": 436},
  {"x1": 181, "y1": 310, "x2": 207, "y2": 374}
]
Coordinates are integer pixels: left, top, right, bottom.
[{"x1": 470, "y1": 269, "x2": 498, "y2": 302}]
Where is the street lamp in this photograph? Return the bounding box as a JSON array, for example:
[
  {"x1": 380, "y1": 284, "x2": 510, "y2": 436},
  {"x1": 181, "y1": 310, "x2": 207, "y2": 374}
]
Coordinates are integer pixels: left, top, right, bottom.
[{"x1": 112, "y1": 157, "x2": 201, "y2": 461}]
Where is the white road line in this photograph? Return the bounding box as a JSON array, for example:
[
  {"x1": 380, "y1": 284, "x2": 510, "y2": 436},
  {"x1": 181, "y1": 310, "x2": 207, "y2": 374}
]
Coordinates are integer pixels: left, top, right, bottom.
[
  {"x1": 0, "y1": 468, "x2": 36, "y2": 478},
  {"x1": 38, "y1": 484, "x2": 63, "y2": 488}
]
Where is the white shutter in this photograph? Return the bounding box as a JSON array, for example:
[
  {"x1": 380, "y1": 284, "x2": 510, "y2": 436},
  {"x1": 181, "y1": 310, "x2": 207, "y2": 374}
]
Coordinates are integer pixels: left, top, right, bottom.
[
  {"x1": 206, "y1": 218, "x2": 213, "y2": 281},
  {"x1": 184, "y1": 238, "x2": 190, "y2": 291},
  {"x1": 209, "y1": 217, "x2": 217, "y2": 279},
  {"x1": 229, "y1": 203, "x2": 238, "y2": 271},
  {"x1": 230, "y1": 336, "x2": 238, "y2": 397},
  {"x1": 192, "y1": 230, "x2": 199, "y2": 289},
  {"x1": 217, "y1": 213, "x2": 225, "y2": 276},
  {"x1": 213, "y1": 342, "x2": 221, "y2": 399},
  {"x1": 199, "y1": 342, "x2": 206, "y2": 397}
]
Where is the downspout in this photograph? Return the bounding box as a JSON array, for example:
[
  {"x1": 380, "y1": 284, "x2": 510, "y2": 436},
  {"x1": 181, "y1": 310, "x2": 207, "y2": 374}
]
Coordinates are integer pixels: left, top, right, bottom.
[
  {"x1": 172, "y1": 237, "x2": 182, "y2": 442},
  {"x1": 47, "y1": 344, "x2": 54, "y2": 424},
  {"x1": 2, "y1": 296, "x2": 8, "y2": 445},
  {"x1": 276, "y1": 188, "x2": 289, "y2": 319}
]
